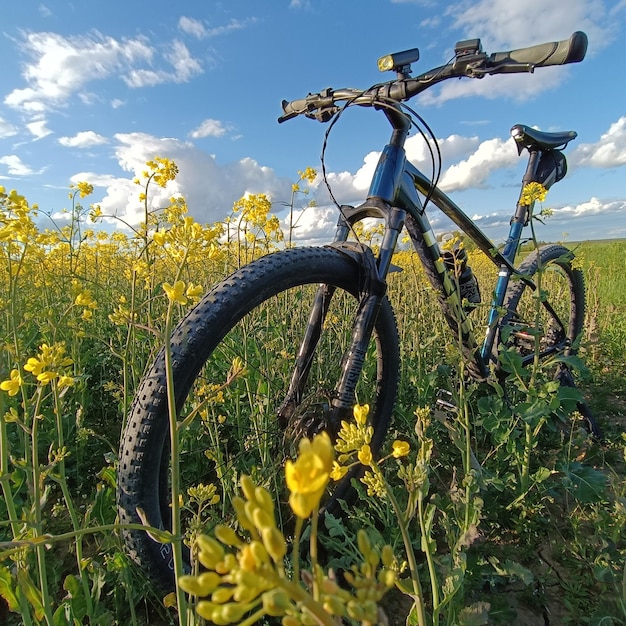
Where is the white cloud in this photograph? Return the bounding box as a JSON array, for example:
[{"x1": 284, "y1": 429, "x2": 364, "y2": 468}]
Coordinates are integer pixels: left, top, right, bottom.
[
  {"x1": 283, "y1": 206, "x2": 337, "y2": 243},
  {"x1": 5, "y1": 31, "x2": 154, "y2": 113},
  {"x1": 571, "y1": 117, "x2": 626, "y2": 168},
  {"x1": 438, "y1": 136, "x2": 518, "y2": 191},
  {"x1": 123, "y1": 40, "x2": 202, "y2": 88},
  {"x1": 416, "y1": 0, "x2": 615, "y2": 105},
  {"x1": 178, "y1": 16, "x2": 258, "y2": 39},
  {"x1": 58, "y1": 131, "x2": 108, "y2": 148},
  {"x1": 82, "y1": 132, "x2": 292, "y2": 227},
  {"x1": 448, "y1": 0, "x2": 609, "y2": 50},
  {"x1": 552, "y1": 197, "x2": 626, "y2": 218},
  {"x1": 178, "y1": 16, "x2": 207, "y2": 39},
  {"x1": 0, "y1": 155, "x2": 39, "y2": 176},
  {"x1": 5, "y1": 31, "x2": 204, "y2": 113},
  {"x1": 189, "y1": 119, "x2": 232, "y2": 139},
  {"x1": 0, "y1": 116, "x2": 18, "y2": 138},
  {"x1": 26, "y1": 119, "x2": 52, "y2": 139},
  {"x1": 111, "y1": 98, "x2": 125, "y2": 109}
]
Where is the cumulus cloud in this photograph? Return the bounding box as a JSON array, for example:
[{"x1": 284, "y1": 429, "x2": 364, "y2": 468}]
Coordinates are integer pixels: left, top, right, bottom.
[
  {"x1": 4, "y1": 31, "x2": 203, "y2": 113},
  {"x1": 189, "y1": 119, "x2": 232, "y2": 139},
  {"x1": 80, "y1": 132, "x2": 292, "y2": 227},
  {"x1": 122, "y1": 41, "x2": 202, "y2": 88},
  {"x1": 58, "y1": 131, "x2": 108, "y2": 148},
  {"x1": 552, "y1": 197, "x2": 626, "y2": 218},
  {"x1": 26, "y1": 119, "x2": 52, "y2": 139},
  {"x1": 0, "y1": 116, "x2": 18, "y2": 138},
  {"x1": 571, "y1": 117, "x2": 626, "y2": 168},
  {"x1": 0, "y1": 155, "x2": 40, "y2": 176},
  {"x1": 418, "y1": 0, "x2": 615, "y2": 105},
  {"x1": 438, "y1": 137, "x2": 518, "y2": 191}
]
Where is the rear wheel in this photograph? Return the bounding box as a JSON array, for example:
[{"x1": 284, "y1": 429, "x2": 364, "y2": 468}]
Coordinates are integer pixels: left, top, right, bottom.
[
  {"x1": 117, "y1": 246, "x2": 400, "y2": 589},
  {"x1": 497, "y1": 244, "x2": 599, "y2": 435}
]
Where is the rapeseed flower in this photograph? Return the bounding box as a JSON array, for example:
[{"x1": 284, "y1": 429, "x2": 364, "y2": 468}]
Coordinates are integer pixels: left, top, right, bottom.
[
  {"x1": 163, "y1": 280, "x2": 188, "y2": 305},
  {"x1": 520, "y1": 181, "x2": 548, "y2": 206},
  {"x1": 285, "y1": 431, "x2": 334, "y2": 518},
  {"x1": 0, "y1": 369, "x2": 22, "y2": 396},
  {"x1": 392, "y1": 440, "x2": 410, "y2": 458}
]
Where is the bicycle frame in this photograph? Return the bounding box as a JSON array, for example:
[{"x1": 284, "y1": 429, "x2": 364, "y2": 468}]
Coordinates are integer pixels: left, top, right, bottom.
[{"x1": 280, "y1": 105, "x2": 565, "y2": 425}]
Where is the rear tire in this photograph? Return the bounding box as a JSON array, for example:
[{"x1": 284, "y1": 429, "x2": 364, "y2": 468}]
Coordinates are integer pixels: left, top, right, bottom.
[
  {"x1": 497, "y1": 244, "x2": 599, "y2": 435},
  {"x1": 117, "y1": 246, "x2": 400, "y2": 589}
]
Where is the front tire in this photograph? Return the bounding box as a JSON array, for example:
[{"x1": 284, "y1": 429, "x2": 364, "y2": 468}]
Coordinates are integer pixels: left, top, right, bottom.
[{"x1": 117, "y1": 246, "x2": 400, "y2": 589}]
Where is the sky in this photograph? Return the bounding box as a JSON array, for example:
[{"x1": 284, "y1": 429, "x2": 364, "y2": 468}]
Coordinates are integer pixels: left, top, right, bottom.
[{"x1": 1, "y1": 0, "x2": 626, "y2": 245}]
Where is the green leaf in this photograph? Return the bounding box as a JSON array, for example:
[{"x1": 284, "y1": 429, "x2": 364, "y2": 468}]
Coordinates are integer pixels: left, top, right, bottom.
[
  {"x1": 0, "y1": 565, "x2": 19, "y2": 613},
  {"x1": 561, "y1": 462, "x2": 607, "y2": 503},
  {"x1": 531, "y1": 467, "x2": 553, "y2": 484},
  {"x1": 16, "y1": 569, "x2": 44, "y2": 621}
]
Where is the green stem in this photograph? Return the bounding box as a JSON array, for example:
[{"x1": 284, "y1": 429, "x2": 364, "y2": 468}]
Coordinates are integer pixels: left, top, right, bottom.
[
  {"x1": 292, "y1": 516, "x2": 303, "y2": 586},
  {"x1": 0, "y1": 523, "x2": 178, "y2": 556},
  {"x1": 163, "y1": 300, "x2": 188, "y2": 625},
  {"x1": 382, "y1": 468, "x2": 428, "y2": 626},
  {"x1": 30, "y1": 390, "x2": 55, "y2": 626},
  {"x1": 52, "y1": 384, "x2": 95, "y2": 618}
]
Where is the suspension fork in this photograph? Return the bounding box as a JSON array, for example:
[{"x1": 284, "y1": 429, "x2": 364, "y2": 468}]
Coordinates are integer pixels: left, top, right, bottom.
[{"x1": 277, "y1": 205, "x2": 405, "y2": 429}]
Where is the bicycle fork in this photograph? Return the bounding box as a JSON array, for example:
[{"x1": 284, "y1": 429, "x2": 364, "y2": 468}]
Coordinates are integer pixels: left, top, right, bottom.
[{"x1": 277, "y1": 203, "x2": 405, "y2": 432}]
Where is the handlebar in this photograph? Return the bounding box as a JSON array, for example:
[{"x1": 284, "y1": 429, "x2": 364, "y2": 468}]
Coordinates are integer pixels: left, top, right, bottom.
[{"x1": 279, "y1": 31, "x2": 587, "y2": 123}]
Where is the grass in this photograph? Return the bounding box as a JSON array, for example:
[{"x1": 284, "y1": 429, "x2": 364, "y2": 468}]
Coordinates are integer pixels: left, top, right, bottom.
[{"x1": 1, "y1": 174, "x2": 625, "y2": 625}]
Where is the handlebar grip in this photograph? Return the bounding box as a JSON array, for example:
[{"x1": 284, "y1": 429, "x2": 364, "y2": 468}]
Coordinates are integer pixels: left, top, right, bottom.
[{"x1": 490, "y1": 31, "x2": 588, "y2": 68}]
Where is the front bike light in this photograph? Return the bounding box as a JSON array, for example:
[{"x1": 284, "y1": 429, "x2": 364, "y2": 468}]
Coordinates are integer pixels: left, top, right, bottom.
[{"x1": 377, "y1": 48, "x2": 419, "y2": 73}]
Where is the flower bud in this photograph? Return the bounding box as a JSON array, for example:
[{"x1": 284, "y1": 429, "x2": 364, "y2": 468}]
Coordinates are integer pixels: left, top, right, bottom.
[
  {"x1": 255, "y1": 486, "x2": 275, "y2": 514},
  {"x1": 323, "y1": 595, "x2": 346, "y2": 616},
  {"x1": 262, "y1": 526, "x2": 287, "y2": 563},
  {"x1": 214, "y1": 524, "x2": 242, "y2": 547},
  {"x1": 211, "y1": 586, "x2": 234, "y2": 604},
  {"x1": 240, "y1": 474, "x2": 257, "y2": 503},
  {"x1": 357, "y1": 529, "x2": 372, "y2": 557},
  {"x1": 196, "y1": 535, "x2": 224, "y2": 569},
  {"x1": 253, "y1": 507, "x2": 274, "y2": 531},
  {"x1": 381, "y1": 544, "x2": 395, "y2": 568},
  {"x1": 232, "y1": 496, "x2": 255, "y2": 532},
  {"x1": 262, "y1": 588, "x2": 291, "y2": 616}
]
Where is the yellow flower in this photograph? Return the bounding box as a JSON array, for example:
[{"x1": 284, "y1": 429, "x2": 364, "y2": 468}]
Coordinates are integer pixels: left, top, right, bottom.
[
  {"x1": 330, "y1": 461, "x2": 348, "y2": 481},
  {"x1": 153, "y1": 229, "x2": 167, "y2": 246},
  {"x1": 357, "y1": 444, "x2": 372, "y2": 466},
  {"x1": 299, "y1": 167, "x2": 317, "y2": 183},
  {"x1": 519, "y1": 182, "x2": 548, "y2": 206},
  {"x1": 37, "y1": 371, "x2": 58, "y2": 385},
  {"x1": 391, "y1": 440, "x2": 410, "y2": 458},
  {"x1": 186, "y1": 283, "x2": 204, "y2": 300},
  {"x1": 24, "y1": 357, "x2": 45, "y2": 377},
  {"x1": 163, "y1": 281, "x2": 188, "y2": 305},
  {"x1": 57, "y1": 375, "x2": 75, "y2": 389},
  {"x1": 76, "y1": 182, "x2": 93, "y2": 198},
  {"x1": 353, "y1": 403, "x2": 369, "y2": 426},
  {"x1": 285, "y1": 432, "x2": 334, "y2": 519},
  {"x1": 1, "y1": 369, "x2": 22, "y2": 396}
]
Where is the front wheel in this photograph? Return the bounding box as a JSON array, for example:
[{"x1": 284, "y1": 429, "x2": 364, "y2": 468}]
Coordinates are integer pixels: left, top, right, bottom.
[
  {"x1": 497, "y1": 244, "x2": 599, "y2": 435},
  {"x1": 117, "y1": 246, "x2": 400, "y2": 590}
]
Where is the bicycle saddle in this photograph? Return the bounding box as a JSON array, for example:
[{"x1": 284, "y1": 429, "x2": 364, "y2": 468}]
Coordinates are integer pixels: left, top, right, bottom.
[{"x1": 511, "y1": 124, "x2": 577, "y2": 153}]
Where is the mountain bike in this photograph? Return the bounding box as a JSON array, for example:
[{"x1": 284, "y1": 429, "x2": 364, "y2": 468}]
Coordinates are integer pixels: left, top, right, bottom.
[{"x1": 117, "y1": 31, "x2": 598, "y2": 589}]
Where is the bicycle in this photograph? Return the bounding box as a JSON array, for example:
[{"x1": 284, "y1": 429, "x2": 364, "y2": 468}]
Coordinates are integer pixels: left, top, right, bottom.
[{"x1": 117, "y1": 31, "x2": 598, "y2": 589}]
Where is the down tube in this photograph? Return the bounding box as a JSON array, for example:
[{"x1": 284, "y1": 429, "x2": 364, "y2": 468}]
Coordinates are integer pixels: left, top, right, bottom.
[
  {"x1": 400, "y1": 166, "x2": 512, "y2": 366},
  {"x1": 398, "y1": 178, "x2": 489, "y2": 378}
]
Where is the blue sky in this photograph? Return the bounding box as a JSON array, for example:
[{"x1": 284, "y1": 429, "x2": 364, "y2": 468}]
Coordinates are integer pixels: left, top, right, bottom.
[{"x1": 1, "y1": 0, "x2": 625, "y2": 244}]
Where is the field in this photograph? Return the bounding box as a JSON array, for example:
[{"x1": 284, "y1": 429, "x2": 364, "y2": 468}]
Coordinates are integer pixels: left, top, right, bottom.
[{"x1": 1, "y1": 166, "x2": 625, "y2": 625}]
